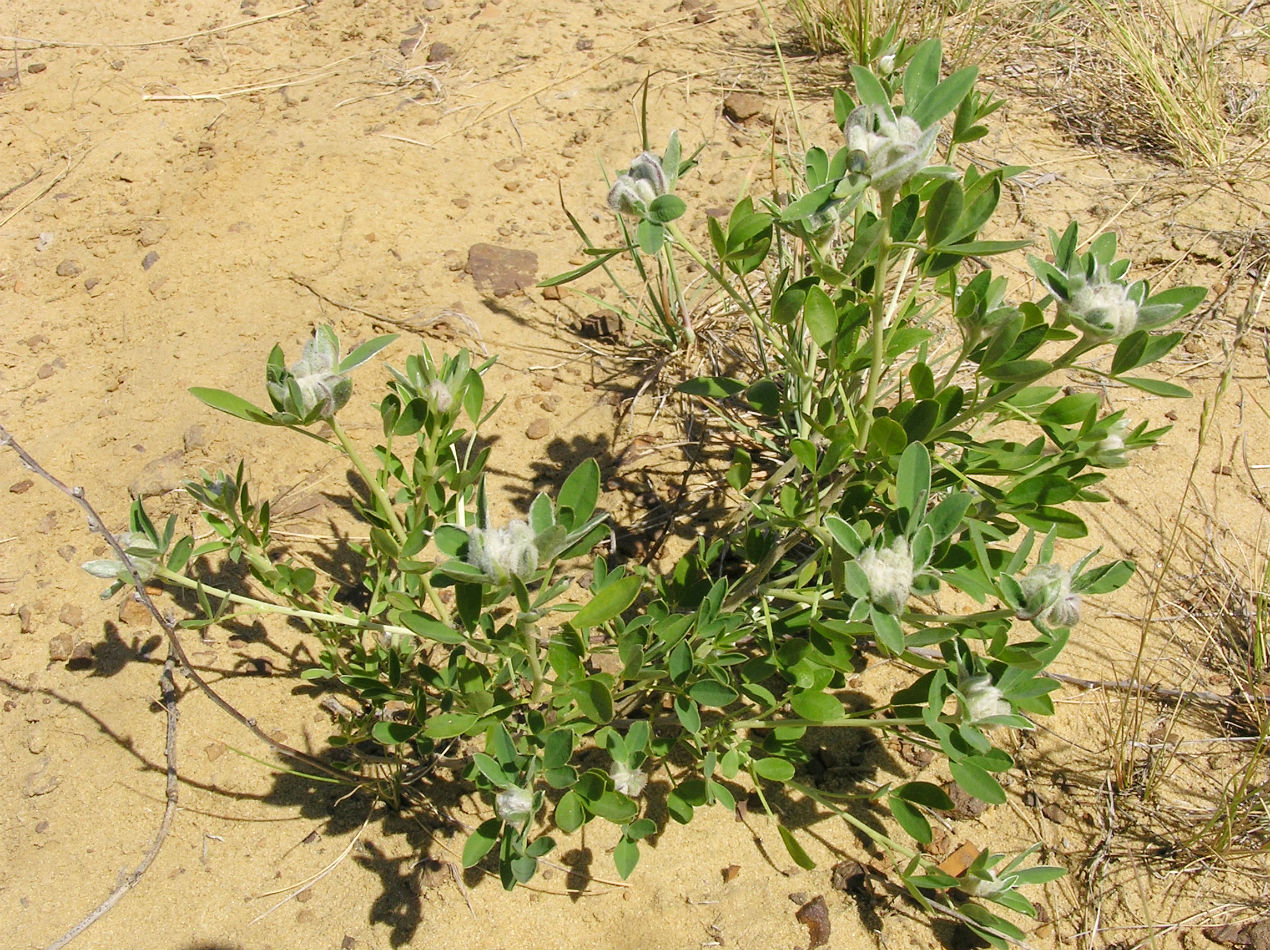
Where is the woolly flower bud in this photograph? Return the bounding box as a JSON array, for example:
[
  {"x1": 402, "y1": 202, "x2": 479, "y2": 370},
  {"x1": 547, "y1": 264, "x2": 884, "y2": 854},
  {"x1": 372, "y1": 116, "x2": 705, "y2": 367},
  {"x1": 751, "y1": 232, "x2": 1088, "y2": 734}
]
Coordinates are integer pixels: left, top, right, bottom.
[
  {"x1": 426, "y1": 378, "x2": 454, "y2": 414},
  {"x1": 268, "y1": 327, "x2": 352, "y2": 420},
  {"x1": 467, "y1": 520, "x2": 539, "y2": 584},
  {"x1": 856, "y1": 537, "x2": 914, "y2": 614},
  {"x1": 876, "y1": 53, "x2": 896, "y2": 77},
  {"x1": 959, "y1": 673, "x2": 1012, "y2": 728},
  {"x1": 1088, "y1": 418, "x2": 1130, "y2": 468},
  {"x1": 1017, "y1": 563, "x2": 1081, "y2": 628},
  {"x1": 609, "y1": 760, "x2": 648, "y2": 798},
  {"x1": 844, "y1": 105, "x2": 938, "y2": 194},
  {"x1": 1061, "y1": 280, "x2": 1139, "y2": 340},
  {"x1": 82, "y1": 531, "x2": 159, "y2": 584},
  {"x1": 495, "y1": 785, "x2": 535, "y2": 827},
  {"x1": 959, "y1": 870, "x2": 1010, "y2": 899},
  {"x1": 607, "y1": 151, "x2": 669, "y2": 217}
]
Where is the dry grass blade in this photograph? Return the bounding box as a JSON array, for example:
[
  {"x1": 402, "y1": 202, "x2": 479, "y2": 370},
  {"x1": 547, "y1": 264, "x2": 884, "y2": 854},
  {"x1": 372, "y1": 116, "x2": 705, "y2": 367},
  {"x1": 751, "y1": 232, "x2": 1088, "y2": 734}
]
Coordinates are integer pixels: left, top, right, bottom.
[{"x1": 1063, "y1": 0, "x2": 1258, "y2": 166}]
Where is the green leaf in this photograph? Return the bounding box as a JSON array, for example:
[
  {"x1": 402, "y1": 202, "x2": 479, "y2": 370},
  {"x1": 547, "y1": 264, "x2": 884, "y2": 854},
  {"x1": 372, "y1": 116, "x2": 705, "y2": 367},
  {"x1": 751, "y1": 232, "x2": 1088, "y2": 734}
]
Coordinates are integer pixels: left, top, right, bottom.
[
  {"x1": 872, "y1": 607, "x2": 904, "y2": 655},
  {"x1": 637, "y1": 218, "x2": 665, "y2": 254},
  {"x1": 902, "y1": 39, "x2": 941, "y2": 110},
  {"x1": 423, "y1": 711, "x2": 478, "y2": 739},
  {"x1": 925, "y1": 179, "x2": 964, "y2": 248},
  {"x1": 870, "y1": 416, "x2": 908, "y2": 456},
  {"x1": 778, "y1": 824, "x2": 816, "y2": 870},
  {"x1": 689, "y1": 679, "x2": 739, "y2": 708},
  {"x1": 849, "y1": 65, "x2": 893, "y2": 113},
  {"x1": 897, "y1": 441, "x2": 931, "y2": 519},
  {"x1": 575, "y1": 677, "x2": 614, "y2": 724},
  {"x1": 627, "y1": 817, "x2": 657, "y2": 841},
  {"x1": 462, "y1": 818, "x2": 501, "y2": 868},
  {"x1": 189, "y1": 388, "x2": 277, "y2": 425},
  {"x1": 570, "y1": 574, "x2": 641, "y2": 629},
  {"x1": 472, "y1": 752, "x2": 511, "y2": 787},
  {"x1": 910, "y1": 66, "x2": 978, "y2": 128},
  {"x1": 950, "y1": 760, "x2": 1005, "y2": 804},
  {"x1": 888, "y1": 795, "x2": 932, "y2": 843},
  {"x1": 909, "y1": 362, "x2": 935, "y2": 400},
  {"x1": 790, "y1": 690, "x2": 844, "y2": 722},
  {"x1": 590, "y1": 790, "x2": 639, "y2": 823},
  {"x1": 398, "y1": 611, "x2": 465, "y2": 644},
  {"x1": 1117, "y1": 376, "x2": 1191, "y2": 398},
  {"x1": 896, "y1": 781, "x2": 954, "y2": 810},
  {"x1": 555, "y1": 791, "x2": 586, "y2": 833},
  {"x1": 558, "y1": 458, "x2": 600, "y2": 528},
  {"x1": 647, "y1": 194, "x2": 686, "y2": 224},
  {"x1": 726, "y1": 448, "x2": 752, "y2": 492},
  {"x1": 677, "y1": 376, "x2": 747, "y2": 398},
  {"x1": 745, "y1": 380, "x2": 782, "y2": 415},
  {"x1": 539, "y1": 249, "x2": 622, "y2": 287},
  {"x1": 371, "y1": 721, "x2": 419, "y2": 746},
  {"x1": 804, "y1": 285, "x2": 838, "y2": 351},
  {"x1": 614, "y1": 837, "x2": 640, "y2": 879},
  {"x1": 752, "y1": 757, "x2": 795, "y2": 782},
  {"x1": 543, "y1": 729, "x2": 574, "y2": 770},
  {"x1": 674, "y1": 695, "x2": 701, "y2": 733},
  {"x1": 667, "y1": 789, "x2": 694, "y2": 824},
  {"x1": 1111, "y1": 330, "x2": 1149, "y2": 376},
  {"x1": 166, "y1": 535, "x2": 194, "y2": 572},
  {"x1": 338, "y1": 334, "x2": 397, "y2": 373}
]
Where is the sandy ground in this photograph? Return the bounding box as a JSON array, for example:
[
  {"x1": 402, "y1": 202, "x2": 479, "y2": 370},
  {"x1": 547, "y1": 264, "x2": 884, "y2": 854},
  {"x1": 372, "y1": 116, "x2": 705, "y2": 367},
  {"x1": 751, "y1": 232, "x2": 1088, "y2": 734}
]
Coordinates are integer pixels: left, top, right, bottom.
[{"x1": 2, "y1": 1, "x2": 1268, "y2": 948}]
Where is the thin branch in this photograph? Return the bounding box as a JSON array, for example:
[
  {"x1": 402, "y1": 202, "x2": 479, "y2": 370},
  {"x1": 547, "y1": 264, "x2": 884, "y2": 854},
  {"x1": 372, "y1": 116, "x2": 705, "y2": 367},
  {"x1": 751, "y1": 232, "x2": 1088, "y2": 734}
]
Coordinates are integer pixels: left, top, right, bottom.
[
  {"x1": 0, "y1": 422, "x2": 345, "y2": 780},
  {"x1": 42, "y1": 650, "x2": 180, "y2": 950}
]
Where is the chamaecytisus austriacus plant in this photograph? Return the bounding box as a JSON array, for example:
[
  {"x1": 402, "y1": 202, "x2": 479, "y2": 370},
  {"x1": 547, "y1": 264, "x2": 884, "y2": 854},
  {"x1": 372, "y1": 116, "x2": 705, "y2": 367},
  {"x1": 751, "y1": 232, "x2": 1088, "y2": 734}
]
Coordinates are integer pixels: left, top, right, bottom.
[{"x1": 92, "y1": 38, "x2": 1203, "y2": 947}]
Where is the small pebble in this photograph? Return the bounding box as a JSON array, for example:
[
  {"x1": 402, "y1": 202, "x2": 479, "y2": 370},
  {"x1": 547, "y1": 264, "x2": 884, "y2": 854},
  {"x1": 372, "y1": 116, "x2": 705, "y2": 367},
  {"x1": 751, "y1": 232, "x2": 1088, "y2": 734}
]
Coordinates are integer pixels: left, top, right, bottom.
[
  {"x1": 55, "y1": 259, "x2": 82, "y2": 277},
  {"x1": 118, "y1": 598, "x2": 151, "y2": 626},
  {"x1": 142, "y1": 250, "x2": 159, "y2": 270},
  {"x1": 10, "y1": 479, "x2": 32, "y2": 494},
  {"x1": 58, "y1": 604, "x2": 82, "y2": 627},
  {"x1": 35, "y1": 820, "x2": 49, "y2": 833},
  {"x1": 48, "y1": 633, "x2": 74, "y2": 662},
  {"x1": 525, "y1": 418, "x2": 550, "y2": 440},
  {"x1": 1041, "y1": 803, "x2": 1068, "y2": 825},
  {"x1": 28, "y1": 63, "x2": 47, "y2": 74},
  {"x1": 427, "y1": 42, "x2": 453, "y2": 62},
  {"x1": 19, "y1": 605, "x2": 34, "y2": 633}
]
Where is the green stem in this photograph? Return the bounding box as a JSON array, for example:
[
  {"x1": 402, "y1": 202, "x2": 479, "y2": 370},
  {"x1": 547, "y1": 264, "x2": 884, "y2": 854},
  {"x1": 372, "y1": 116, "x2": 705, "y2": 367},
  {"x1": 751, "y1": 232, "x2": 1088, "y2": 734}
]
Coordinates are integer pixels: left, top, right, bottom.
[
  {"x1": 666, "y1": 221, "x2": 751, "y2": 313},
  {"x1": 858, "y1": 189, "x2": 896, "y2": 451},
  {"x1": 155, "y1": 567, "x2": 415, "y2": 639},
  {"x1": 330, "y1": 417, "x2": 408, "y2": 544},
  {"x1": 660, "y1": 241, "x2": 694, "y2": 346},
  {"x1": 517, "y1": 616, "x2": 546, "y2": 702},
  {"x1": 788, "y1": 778, "x2": 919, "y2": 860}
]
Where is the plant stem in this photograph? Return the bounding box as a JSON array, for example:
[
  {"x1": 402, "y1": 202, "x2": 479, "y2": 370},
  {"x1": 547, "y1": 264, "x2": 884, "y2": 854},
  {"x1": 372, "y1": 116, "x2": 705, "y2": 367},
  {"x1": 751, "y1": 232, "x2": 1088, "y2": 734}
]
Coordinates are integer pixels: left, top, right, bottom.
[
  {"x1": 517, "y1": 616, "x2": 547, "y2": 702},
  {"x1": 858, "y1": 189, "x2": 896, "y2": 451},
  {"x1": 330, "y1": 417, "x2": 408, "y2": 543},
  {"x1": 660, "y1": 241, "x2": 695, "y2": 346},
  {"x1": 155, "y1": 567, "x2": 416, "y2": 640},
  {"x1": 666, "y1": 221, "x2": 751, "y2": 313}
]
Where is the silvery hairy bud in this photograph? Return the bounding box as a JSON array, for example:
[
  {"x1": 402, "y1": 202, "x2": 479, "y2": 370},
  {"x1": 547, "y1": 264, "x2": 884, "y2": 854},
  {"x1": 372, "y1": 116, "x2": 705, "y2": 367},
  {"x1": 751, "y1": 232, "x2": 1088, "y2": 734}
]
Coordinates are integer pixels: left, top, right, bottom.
[
  {"x1": 1016, "y1": 562, "x2": 1081, "y2": 628},
  {"x1": 266, "y1": 326, "x2": 352, "y2": 421},
  {"x1": 844, "y1": 104, "x2": 938, "y2": 194}
]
